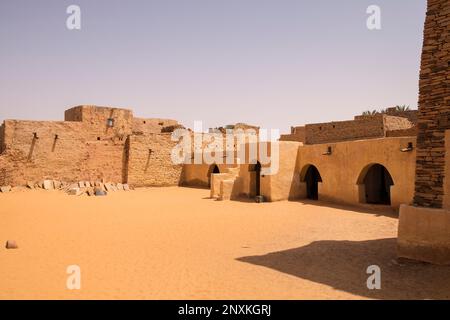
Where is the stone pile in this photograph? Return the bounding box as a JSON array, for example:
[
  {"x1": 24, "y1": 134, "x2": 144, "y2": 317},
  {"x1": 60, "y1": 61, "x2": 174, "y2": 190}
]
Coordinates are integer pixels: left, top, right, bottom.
[
  {"x1": 66, "y1": 181, "x2": 132, "y2": 197},
  {"x1": 0, "y1": 180, "x2": 133, "y2": 197}
]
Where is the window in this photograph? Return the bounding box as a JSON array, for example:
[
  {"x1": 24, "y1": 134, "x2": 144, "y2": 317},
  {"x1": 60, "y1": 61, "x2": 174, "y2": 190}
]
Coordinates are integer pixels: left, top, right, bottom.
[{"x1": 107, "y1": 118, "x2": 115, "y2": 127}]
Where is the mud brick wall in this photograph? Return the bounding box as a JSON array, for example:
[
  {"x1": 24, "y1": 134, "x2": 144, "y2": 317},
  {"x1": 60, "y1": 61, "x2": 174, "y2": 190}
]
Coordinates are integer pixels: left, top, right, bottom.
[
  {"x1": 413, "y1": 0, "x2": 450, "y2": 208},
  {"x1": 127, "y1": 134, "x2": 183, "y2": 187}
]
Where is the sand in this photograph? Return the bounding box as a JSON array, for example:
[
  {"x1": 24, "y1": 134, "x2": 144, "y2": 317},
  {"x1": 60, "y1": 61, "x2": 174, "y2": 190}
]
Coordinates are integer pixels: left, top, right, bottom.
[{"x1": 0, "y1": 186, "x2": 449, "y2": 300}]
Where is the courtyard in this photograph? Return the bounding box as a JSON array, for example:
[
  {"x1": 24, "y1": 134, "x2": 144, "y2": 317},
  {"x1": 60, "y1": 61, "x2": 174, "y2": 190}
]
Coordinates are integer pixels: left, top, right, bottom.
[{"x1": 1, "y1": 187, "x2": 449, "y2": 300}]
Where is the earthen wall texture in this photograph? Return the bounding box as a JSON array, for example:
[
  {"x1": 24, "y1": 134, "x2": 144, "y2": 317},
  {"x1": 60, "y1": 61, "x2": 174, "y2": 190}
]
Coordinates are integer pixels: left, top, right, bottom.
[
  {"x1": 65, "y1": 105, "x2": 134, "y2": 140},
  {"x1": 127, "y1": 134, "x2": 183, "y2": 187},
  {"x1": 279, "y1": 126, "x2": 306, "y2": 143},
  {"x1": 0, "y1": 106, "x2": 182, "y2": 187},
  {"x1": 304, "y1": 116, "x2": 385, "y2": 144},
  {"x1": 354, "y1": 109, "x2": 418, "y2": 124},
  {"x1": 386, "y1": 126, "x2": 418, "y2": 138},
  {"x1": 0, "y1": 122, "x2": 5, "y2": 154},
  {"x1": 0, "y1": 120, "x2": 127, "y2": 186},
  {"x1": 413, "y1": 0, "x2": 450, "y2": 208},
  {"x1": 132, "y1": 118, "x2": 179, "y2": 135}
]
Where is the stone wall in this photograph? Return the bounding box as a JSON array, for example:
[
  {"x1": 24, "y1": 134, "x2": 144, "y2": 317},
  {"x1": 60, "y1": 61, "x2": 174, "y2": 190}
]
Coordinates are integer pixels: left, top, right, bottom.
[
  {"x1": 386, "y1": 126, "x2": 418, "y2": 138},
  {"x1": 0, "y1": 119, "x2": 127, "y2": 186},
  {"x1": 413, "y1": 0, "x2": 450, "y2": 208},
  {"x1": 0, "y1": 105, "x2": 183, "y2": 187},
  {"x1": 0, "y1": 122, "x2": 5, "y2": 154},
  {"x1": 127, "y1": 134, "x2": 183, "y2": 187},
  {"x1": 65, "y1": 105, "x2": 134, "y2": 141},
  {"x1": 304, "y1": 116, "x2": 385, "y2": 144},
  {"x1": 132, "y1": 118, "x2": 179, "y2": 135},
  {"x1": 280, "y1": 113, "x2": 415, "y2": 144},
  {"x1": 279, "y1": 126, "x2": 306, "y2": 143}
]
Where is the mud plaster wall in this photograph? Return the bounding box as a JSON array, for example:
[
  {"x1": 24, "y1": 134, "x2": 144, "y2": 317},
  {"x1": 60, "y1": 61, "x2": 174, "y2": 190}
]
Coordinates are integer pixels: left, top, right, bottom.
[{"x1": 296, "y1": 137, "x2": 417, "y2": 209}]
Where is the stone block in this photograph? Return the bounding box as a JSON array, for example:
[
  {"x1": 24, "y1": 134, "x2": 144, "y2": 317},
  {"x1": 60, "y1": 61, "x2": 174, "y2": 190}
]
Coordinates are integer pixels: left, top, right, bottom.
[
  {"x1": 43, "y1": 180, "x2": 54, "y2": 190},
  {"x1": 53, "y1": 180, "x2": 62, "y2": 189},
  {"x1": 68, "y1": 187, "x2": 82, "y2": 196},
  {"x1": 87, "y1": 188, "x2": 95, "y2": 196},
  {"x1": 5, "y1": 240, "x2": 18, "y2": 249},
  {"x1": 95, "y1": 188, "x2": 107, "y2": 196},
  {"x1": 0, "y1": 186, "x2": 12, "y2": 193}
]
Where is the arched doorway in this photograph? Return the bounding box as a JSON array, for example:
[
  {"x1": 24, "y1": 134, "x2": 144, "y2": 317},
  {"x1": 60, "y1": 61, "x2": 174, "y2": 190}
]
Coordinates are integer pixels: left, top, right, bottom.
[
  {"x1": 358, "y1": 164, "x2": 394, "y2": 205},
  {"x1": 301, "y1": 165, "x2": 322, "y2": 200},
  {"x1": 207, "y1": 164, "x2": 220, "y2": 187},
  {"x1": 249, "y1": 161, "x2": 261, "y2": 196}
]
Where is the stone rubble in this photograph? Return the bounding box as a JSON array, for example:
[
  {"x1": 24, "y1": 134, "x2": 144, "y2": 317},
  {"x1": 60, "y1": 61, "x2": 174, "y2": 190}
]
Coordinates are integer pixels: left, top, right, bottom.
[{"x1": 0, "y1": 180, "x2": 135, "y2": 196}]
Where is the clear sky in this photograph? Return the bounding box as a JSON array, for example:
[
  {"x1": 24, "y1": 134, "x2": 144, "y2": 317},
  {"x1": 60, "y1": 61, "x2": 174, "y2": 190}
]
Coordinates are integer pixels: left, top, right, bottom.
[{"x1": 0, "y1": 0, "x2": 427, "y2": 133}]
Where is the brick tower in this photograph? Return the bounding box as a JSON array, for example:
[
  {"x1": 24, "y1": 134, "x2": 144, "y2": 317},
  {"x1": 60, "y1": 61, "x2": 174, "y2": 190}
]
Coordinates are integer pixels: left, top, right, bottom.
[{"x1": 397, "y1": 0, "x2": 450, "y2": 264}]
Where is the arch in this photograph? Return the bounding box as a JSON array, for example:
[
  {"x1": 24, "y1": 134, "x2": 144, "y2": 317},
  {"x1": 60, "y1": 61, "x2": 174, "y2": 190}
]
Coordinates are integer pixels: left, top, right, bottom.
[
  {"x1": 300, "y1": 164, "x2": 322, "y2": 200},
  {"x1": 207, "y1": 164, "x2": 220, "y2": 187},
  {"x1": 357, "y1": 163, "x2": 394, "y2": 205}
]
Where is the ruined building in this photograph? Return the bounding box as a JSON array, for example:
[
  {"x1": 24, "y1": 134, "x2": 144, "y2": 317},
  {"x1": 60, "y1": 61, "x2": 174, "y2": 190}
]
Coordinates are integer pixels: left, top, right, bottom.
[
  {"x1": 0, "y1": 0, "x2": 448, "y2": 265},
  {"x1": 0, "y1": 105, "x2": 184, "y2": 187}
]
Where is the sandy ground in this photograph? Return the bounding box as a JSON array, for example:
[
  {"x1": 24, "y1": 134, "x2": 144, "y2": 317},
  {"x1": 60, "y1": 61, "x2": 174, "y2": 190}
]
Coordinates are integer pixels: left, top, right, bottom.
[{"x1": 0, "y1": 186, "x2": 449, "y2": 300}]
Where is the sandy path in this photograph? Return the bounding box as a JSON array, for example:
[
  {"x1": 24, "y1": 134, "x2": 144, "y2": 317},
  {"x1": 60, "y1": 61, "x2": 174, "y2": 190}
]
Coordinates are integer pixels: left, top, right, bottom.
[{"x1": 0, "y1": 187, "x2": 449, "y2": 300}]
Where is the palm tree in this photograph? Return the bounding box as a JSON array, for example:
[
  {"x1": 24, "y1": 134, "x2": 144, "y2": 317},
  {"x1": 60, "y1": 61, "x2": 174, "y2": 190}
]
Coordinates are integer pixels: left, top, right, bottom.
[
  {"x1": 395, "y1": 105, "x2": 410, "y2": 112},
  {"x1": 362, "y1": 110, "x2": 379, "y2": 116}
]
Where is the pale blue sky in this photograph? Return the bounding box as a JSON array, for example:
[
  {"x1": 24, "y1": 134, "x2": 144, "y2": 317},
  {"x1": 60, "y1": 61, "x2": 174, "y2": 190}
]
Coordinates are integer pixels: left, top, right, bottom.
[{"x1": 0, "y1": 0, "x2": 427, "y2": 133}]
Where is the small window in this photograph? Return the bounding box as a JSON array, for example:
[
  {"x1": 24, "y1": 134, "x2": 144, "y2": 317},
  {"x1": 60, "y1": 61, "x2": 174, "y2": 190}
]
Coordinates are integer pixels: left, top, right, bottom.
[
  {"x1": 107, "y1": 118, "x2": 115, "y2": 127},
  {"x1": 97, "y1": 137, "x2": 101, "y2": 141}
]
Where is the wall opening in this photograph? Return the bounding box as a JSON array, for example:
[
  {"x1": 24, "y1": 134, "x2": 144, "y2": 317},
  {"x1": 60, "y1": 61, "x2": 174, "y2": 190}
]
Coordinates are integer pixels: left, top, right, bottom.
[
  {"x1": 250, "y1": 161, "x2": 262, "y2": 196},
  {"x1": 207, "y1": 164, "x2": 220, "y2": 187},
  {"x1": 358, "y1": 163, "x2": 394, "y2": 205},
  {"x1": 301, "y1": 164, "x2": 322, "y2": 200}
]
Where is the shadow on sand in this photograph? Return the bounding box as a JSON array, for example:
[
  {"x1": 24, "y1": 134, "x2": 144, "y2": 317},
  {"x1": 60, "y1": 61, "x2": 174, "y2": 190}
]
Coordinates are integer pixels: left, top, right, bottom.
[{"x1": 237, "y1": 238, "x2": 450, "y2": 299}]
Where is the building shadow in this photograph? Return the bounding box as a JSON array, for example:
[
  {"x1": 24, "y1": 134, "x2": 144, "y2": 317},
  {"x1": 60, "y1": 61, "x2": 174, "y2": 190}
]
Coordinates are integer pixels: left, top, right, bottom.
[
  {"x1": 237, "y1": 238, "x2": 450, "y2": 299},
  {"x1": 291, "y1": 199, "x2": 399, "y2": 219}
]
